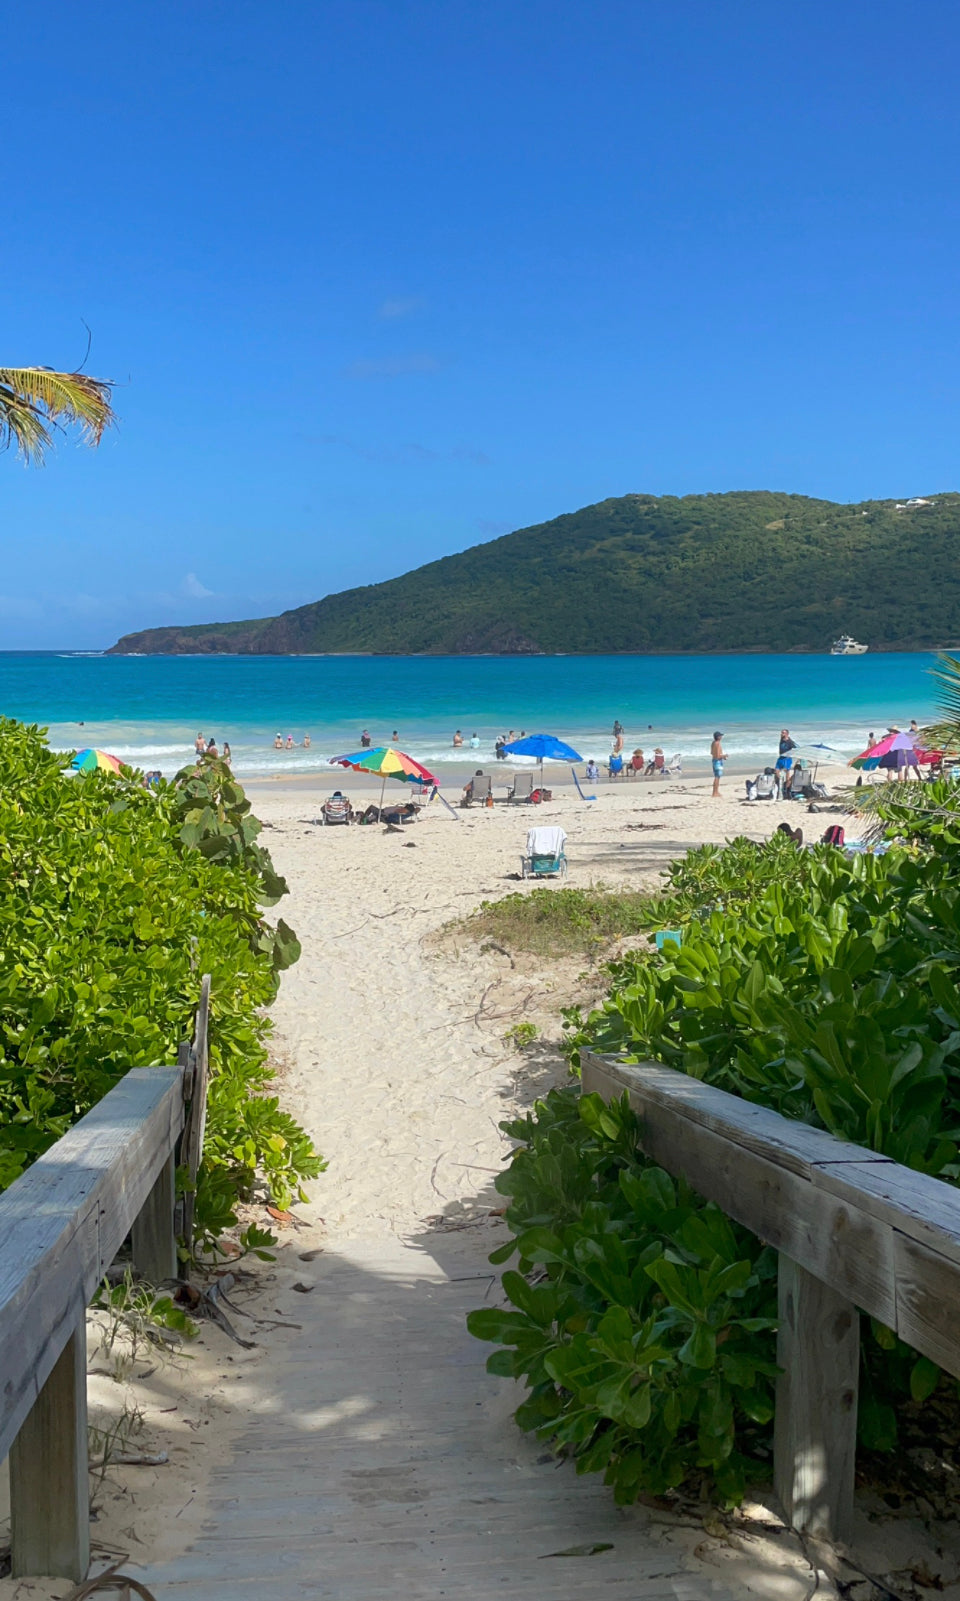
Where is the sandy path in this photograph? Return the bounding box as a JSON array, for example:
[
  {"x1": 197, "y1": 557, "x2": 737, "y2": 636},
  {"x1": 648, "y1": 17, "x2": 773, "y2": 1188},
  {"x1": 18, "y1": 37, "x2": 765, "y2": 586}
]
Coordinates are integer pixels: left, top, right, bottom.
[
  {"x1": 262, "y1": 775, "x2": 787, "y2": 1236},
  {"x1": 129, "y1": 780, "x2": 826, "y2": 1598}
]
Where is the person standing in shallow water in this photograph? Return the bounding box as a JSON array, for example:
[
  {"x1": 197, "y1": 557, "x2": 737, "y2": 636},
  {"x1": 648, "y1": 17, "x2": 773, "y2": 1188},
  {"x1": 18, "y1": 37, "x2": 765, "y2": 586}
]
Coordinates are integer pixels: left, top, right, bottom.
[{"x1": 711, "y1": 731, "x2": 726, "y2": 798}]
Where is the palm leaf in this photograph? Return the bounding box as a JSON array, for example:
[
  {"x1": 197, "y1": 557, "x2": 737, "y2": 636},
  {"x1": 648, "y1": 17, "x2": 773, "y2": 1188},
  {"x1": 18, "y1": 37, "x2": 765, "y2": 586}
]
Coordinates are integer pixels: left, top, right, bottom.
[
  {"x1": 923, "y1": 653, "x2": 960, "y2": 751},
  {"x1": 0, "y1": 367, "x2": 115, "y2": 464}
]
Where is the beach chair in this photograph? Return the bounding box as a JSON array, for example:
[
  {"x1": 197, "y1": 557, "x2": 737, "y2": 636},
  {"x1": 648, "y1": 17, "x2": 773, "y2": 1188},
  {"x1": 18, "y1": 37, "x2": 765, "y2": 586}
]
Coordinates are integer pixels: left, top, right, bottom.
[
  {"x1": 746, "y1": 769, "x2": 777, "y2": 801},
  {"x1": 321, "y1": 792, "x2": 353, "y2": 825},
  {"x1": 508, "y1": 772, "x2": 535, "y2": 803},
  {"x1": 664, "y1": 753, "x2": 682, "y2": 777},
  {"x1": 521, "y1": 825, "x2": 567, "y2": 878},
  {"x1": 461, "y1": 773, "x2": 493, "y2": 807},
  {"x1": 608, "y1": 754, "x2": 624, "y2": 780}
]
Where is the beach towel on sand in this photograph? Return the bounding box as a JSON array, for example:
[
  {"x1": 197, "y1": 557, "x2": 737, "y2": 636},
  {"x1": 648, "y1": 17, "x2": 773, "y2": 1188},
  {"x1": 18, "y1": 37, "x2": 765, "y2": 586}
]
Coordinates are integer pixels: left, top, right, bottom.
[{"x1": 527, "y1": 826, "x2": 567, "y2": 858}]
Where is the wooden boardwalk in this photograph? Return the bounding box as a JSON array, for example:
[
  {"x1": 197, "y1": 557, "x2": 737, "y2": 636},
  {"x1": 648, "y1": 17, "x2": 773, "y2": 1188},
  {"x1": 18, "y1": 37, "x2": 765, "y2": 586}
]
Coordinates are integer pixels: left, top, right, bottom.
[{"x1": 139, "y1": 1235, "x2": 744, "y2": 1601}]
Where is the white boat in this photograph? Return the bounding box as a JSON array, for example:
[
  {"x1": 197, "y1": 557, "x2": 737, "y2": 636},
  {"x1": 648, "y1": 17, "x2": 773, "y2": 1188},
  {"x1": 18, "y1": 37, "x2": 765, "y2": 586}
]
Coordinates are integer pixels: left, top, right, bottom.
[{"x1": 830, "y1": 634, "x2": 868, "y2": 656}]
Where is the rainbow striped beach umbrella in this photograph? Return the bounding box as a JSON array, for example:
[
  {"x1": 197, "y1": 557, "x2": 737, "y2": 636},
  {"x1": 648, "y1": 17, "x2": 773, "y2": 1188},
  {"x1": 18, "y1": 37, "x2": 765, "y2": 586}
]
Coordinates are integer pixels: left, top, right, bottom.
[
  {"x1": 69, "y1": 748, "x2": 123, "y2": 775},
  {"x1": 329, "y1": 745, "x2": 438, "y2": 814}
]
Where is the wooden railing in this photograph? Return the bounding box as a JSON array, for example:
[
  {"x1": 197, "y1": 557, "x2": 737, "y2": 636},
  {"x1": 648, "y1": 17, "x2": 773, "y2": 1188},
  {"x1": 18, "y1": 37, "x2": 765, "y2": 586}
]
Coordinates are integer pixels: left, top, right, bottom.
[
  {"x1": 581, "y1": 1050, "x2": 960, "y2": 1543},
  {"x1": 0, "y1": 977, "x2": 210, "y2": 1582}
]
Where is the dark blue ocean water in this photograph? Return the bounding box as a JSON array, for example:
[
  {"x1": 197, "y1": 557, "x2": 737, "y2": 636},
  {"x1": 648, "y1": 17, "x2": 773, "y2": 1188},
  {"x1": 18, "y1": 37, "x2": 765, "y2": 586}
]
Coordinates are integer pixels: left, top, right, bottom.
[{"x1": 0, "y1": 651, "x2": 940, "y2": 776}]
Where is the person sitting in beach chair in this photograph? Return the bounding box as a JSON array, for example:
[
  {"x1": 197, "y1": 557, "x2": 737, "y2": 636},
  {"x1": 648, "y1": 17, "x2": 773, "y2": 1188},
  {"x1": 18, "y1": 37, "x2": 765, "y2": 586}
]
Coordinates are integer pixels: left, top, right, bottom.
[
  {"x1": 608, "y1": 753, "x2": 624, "y2": 779},
  {"x1": 645, "y1": 747, "x2": 665, "y2": 778},
  {"x1": 321, "y1": 791, "x2": 353, "y2": 825},
  {"x1": 508, "y1": 771, "x2": 535, "y2": 803},
  {"x1": 585, "y1": 758, "x2": 600, "y2": 783},
  {"x1": 521, "y1": 825, "x2": 567, "y2": 879},
  {"x1": 461, "y1": 770, "x2": 493, "y2": 807},
  {"x1": 745, "y1": 768, "x2": 777, "y2": 801},
  {"x1": 629, "y1": 748, "x2": 645, "y2": 777}
]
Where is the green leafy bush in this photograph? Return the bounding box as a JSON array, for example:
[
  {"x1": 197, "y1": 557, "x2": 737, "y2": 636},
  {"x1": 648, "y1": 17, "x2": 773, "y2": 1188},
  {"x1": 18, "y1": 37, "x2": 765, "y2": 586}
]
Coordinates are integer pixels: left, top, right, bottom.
[
  {"x1": 566, "y1": 840, "x2": 960, "y2": 1173},
  {"x1": 0, "y1": 721, "x2": 323, "y2": 1249},
  {"x1": 468, "y1": 1085, "x2": 778, "y2": 1505}
]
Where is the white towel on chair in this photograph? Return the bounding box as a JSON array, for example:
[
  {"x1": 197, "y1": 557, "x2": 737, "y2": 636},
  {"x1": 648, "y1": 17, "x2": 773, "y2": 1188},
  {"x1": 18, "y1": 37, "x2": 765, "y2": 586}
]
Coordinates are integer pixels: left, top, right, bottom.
[{"x1": 527, "y1": 826, "x2": 566, "y2": 856}]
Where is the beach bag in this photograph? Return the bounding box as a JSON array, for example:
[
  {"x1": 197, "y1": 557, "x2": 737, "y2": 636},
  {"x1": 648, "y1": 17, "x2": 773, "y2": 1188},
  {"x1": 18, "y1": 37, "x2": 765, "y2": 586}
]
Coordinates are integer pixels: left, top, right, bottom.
[{"x1": 822, "y1": 824, "x2": 845, "y2": 847}]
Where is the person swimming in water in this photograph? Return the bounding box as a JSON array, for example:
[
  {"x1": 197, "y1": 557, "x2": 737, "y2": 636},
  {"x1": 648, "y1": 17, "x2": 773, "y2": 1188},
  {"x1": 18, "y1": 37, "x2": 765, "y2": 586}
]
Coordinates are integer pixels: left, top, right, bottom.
[{"x1": 274, "y1": 732, "x2": 283, "y2": 749}]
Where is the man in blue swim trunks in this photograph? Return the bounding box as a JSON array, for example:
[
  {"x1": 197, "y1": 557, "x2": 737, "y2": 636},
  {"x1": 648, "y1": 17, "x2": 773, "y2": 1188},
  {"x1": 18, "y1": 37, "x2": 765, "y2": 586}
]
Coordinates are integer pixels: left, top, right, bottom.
[
  {"x1": 711, "y1": 731, "x2": 726, "y2": 798},
  {"x1": 775, "y1": 728, "x2": 797, "y2": 797}
]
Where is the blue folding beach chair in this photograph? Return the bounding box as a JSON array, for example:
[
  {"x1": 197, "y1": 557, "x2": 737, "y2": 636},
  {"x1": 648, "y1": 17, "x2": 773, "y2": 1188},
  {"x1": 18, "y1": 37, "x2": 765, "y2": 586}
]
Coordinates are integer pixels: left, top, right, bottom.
[{"x1": 521, "y1": 825, "x2": 568, "y2": 878}]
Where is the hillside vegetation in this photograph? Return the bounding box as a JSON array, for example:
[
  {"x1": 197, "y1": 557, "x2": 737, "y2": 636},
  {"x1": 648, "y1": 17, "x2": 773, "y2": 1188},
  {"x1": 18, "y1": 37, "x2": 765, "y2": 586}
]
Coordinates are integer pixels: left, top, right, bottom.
[{"x1": 109, "y1": 490, "x2": 960, "y2": 654}]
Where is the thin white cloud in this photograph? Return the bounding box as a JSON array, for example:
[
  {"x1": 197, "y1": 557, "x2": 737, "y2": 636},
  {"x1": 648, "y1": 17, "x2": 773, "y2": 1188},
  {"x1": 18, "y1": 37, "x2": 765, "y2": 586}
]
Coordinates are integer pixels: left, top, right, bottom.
[
  {"x1": 182, "y1": 573, "x2": 215, "y2": 598},
  {"x1": 378, "y1": 296, "x2": 424, "y2": 319},
  {"x1": 342, "y1": 352, "x2": 444, "y2": 381}
]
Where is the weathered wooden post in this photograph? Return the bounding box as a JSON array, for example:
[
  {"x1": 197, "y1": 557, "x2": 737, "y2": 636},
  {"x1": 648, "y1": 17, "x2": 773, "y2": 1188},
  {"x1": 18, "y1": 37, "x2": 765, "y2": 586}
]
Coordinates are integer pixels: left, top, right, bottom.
[
  {"x1": 131, "y1": 1150, "x2": 178, "y2": 1283},
  {"x1": 9, "y1": 1318, "x2": 90, "y2": 1580},
  {"x1": 181, "y1": 973, "x2": 211, "y2": 1249},
  {"x1": 773, "y1": 1256, "x2": 859, "y2": 1540}
]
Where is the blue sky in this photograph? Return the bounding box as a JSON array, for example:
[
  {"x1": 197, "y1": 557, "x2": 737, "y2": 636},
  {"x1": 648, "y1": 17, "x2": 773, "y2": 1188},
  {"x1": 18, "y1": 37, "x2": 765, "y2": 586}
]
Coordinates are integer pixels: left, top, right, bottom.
[{"x1": 4, "y1": 0, "x2": 960, "y2": 647}]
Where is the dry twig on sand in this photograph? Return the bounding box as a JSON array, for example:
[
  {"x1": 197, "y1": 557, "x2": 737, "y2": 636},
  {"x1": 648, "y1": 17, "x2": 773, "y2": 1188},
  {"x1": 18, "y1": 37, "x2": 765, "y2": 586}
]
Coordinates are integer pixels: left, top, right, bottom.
[{"x1": 62, "y1": 1556, "x2": 159, "y2": 1599}]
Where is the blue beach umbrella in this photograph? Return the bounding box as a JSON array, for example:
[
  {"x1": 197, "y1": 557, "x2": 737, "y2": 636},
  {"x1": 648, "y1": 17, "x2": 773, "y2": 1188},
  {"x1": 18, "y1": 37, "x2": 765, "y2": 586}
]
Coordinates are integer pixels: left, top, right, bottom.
[
  {"x1": 502, "y1": 733, "x2": 583, "y2": 762},
  {"x1": 502, "y1": 733, "x2": 583, "y2": 789}
]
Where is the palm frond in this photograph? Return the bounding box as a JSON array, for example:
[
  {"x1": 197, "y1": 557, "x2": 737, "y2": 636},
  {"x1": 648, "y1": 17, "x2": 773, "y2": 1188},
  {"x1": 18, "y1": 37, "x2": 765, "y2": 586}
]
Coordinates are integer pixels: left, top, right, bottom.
[
  {"x1": 838, "y1": 779, "x2": 952, "y2": 842},
  {"x1": 931, "y1": 653, "x2": 960, "y2": 728},
  {"x1": 0, "y1": 367, "x2": 115, "y2": 464}
]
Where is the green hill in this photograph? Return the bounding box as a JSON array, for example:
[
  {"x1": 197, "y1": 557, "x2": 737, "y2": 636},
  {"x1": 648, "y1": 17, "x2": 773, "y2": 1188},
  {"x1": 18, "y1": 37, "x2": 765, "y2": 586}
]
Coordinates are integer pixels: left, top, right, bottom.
[{"x1": 108, "y1": 490, "x2": 960, "y2": 655}]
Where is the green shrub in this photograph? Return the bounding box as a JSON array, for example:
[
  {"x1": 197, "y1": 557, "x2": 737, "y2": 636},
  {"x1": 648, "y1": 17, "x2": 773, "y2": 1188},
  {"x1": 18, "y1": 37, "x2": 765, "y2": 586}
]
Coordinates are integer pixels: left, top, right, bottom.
[
  {"x1": 0, "y1": 720, "x2": 323, "y2": 1250},
  {"x1": 468, "y1": 1085, "x2": 778, "y2": 1505}
]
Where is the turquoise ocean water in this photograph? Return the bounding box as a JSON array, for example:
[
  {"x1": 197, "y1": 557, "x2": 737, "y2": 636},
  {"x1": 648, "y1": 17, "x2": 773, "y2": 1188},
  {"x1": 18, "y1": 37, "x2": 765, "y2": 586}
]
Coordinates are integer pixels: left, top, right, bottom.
[{"x1": 0, "y1": 651, "x2": 942, "y2": 779}]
